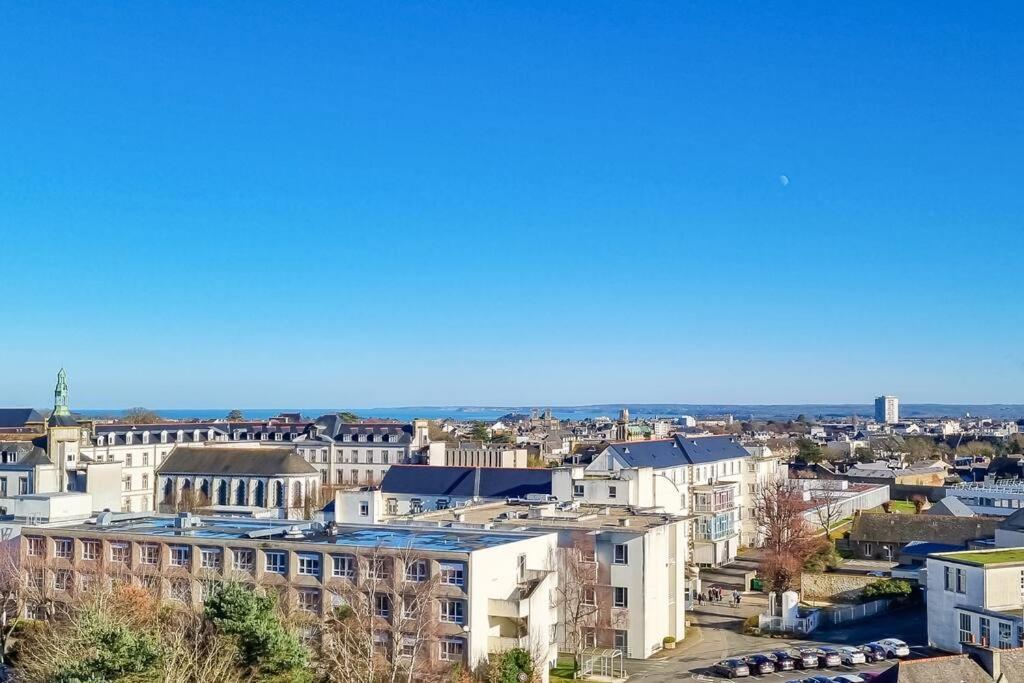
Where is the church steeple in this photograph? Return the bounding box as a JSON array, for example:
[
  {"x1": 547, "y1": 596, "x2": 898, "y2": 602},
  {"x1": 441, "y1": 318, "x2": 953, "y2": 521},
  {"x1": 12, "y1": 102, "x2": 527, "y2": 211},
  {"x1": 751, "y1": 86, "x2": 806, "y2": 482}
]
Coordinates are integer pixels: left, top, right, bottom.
[{"x1": 53, "y1": 367, "x2": 70, "y2": 417}]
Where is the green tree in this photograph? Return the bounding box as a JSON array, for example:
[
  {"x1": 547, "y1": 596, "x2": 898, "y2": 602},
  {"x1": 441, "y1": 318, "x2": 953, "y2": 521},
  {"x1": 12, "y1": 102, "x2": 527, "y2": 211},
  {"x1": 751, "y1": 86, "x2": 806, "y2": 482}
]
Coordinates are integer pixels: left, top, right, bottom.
[
  {"x1": 853, "y1": 446, "x2": 876, "y2": 463},
  {"x1": 796, "y1": 437, "x2": 824, "y2": 464},
  {"x1": 54, "y1": 611, "x2": 160, "y2": 683},
  {"x1": 492, "y1": 648, "x2": 534, "y2": 683},
  {"x1": 470, "y1": 422, "x2": 490, "y2": 441},
  {"x1": 337, "y1": 411, "x2": 360, "y2": 423},
  {"x1": 226, "y1": 409, "x2": 245, "y2": 421},
  {"x1": 203, "y1": 582, "x2": 309, "y2": 679}
]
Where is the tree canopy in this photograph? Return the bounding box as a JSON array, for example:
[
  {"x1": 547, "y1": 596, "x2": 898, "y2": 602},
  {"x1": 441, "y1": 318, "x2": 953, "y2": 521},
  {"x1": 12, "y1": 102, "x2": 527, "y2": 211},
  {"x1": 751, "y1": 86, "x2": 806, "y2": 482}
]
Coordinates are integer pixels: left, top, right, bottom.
[
  {"x1": 225, "y1": 409, "x2": 245, "y2": 421},
  {"x1": 121, "y1": 407, "x2": 162, "y2": 424}
]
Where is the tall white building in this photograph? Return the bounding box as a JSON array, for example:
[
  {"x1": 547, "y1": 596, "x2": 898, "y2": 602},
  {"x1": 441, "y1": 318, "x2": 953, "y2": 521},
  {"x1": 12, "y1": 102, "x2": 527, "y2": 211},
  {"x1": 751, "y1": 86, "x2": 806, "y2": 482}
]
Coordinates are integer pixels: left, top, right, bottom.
[{"x1": 874, "y1": 395, "x2": 900, "y2": 424}]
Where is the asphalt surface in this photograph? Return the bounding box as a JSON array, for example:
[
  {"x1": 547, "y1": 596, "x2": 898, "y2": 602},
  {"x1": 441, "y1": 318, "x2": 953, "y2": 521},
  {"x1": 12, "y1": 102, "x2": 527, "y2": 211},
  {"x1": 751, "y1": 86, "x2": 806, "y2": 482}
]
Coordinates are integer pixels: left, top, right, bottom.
[{"x1": 626, "y1": 603, "x2": 930, "y2": 682}]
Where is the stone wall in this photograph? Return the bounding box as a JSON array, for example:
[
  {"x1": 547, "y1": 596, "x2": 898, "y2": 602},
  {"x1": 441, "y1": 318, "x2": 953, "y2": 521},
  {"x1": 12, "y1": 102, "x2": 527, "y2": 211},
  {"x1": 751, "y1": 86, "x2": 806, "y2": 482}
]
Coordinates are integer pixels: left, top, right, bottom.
[{"x1": 801, "y1": 572, "x2": 878, "y2": 603}]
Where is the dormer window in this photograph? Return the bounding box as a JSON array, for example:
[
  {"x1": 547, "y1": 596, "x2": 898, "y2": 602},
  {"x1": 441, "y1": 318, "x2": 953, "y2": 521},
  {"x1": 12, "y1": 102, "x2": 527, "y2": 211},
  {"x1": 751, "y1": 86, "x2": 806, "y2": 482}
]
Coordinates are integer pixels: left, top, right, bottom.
[
  {"x1": 193, "y1": 430, "x2": 201, "y2": 441},
  {"x1": 343, "y1": 434, "x2": 351, "y2": 443},
  {"x1": 260, "y1": 433, "x2": 268, "y2": 441},
  {"x1": 177, "y1": 430, "x2": 184, "y2": 442},
  {"x1": 208, "y1": 429, "x2": 215, "y2": 440},
  {"x1": 142, "y1": 432, "x2": 150, "y2": 444},
  {"x1": 98, "y1": 436, "x2": 106, "y2": 446},
  {"x1": 274, "y1": 433, "x2": 283, "y2": 442},
  {"x1": 126, "y1": 433, "x2": 134, "y2": 445},
  {"x1": 160, "y1": 431, "x2": 168, "y2": 443},
  {"x1": 1, "y1": 451, "x2": 16, "y2": 464}
]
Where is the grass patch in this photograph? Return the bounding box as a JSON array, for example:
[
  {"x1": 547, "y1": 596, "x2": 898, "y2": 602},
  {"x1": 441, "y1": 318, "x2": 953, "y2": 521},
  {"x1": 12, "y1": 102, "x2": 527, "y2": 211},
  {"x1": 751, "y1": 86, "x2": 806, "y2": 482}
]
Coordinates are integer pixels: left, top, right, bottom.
[
  {"x1": 943, "y1": 549, "x2": 1024, "y2": 565},
  {"x1": 867, "y1": 500, "x2": 917, "y2": 514},
  {"x1": 550, "y1": 656, "x2": 578, "y2": 682}
]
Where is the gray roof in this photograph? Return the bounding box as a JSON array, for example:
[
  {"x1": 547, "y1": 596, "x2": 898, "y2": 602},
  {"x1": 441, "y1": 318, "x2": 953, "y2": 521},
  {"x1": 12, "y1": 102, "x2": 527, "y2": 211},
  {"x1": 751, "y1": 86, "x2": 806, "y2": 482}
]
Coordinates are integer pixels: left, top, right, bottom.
[
  {"x1": 47, "y1": 413, "x2": 78, "y2": 427},
  {"x1": 605, "y1": 435, "x2": 748, "y2": 470},
  {"x1": 999, "y1": 508, "x2": 1024, "y2": 531},
  {"x1": 314, "y1": 415, "x2": 413, "y2": 444},
  {"x1": 157, "y1": 447, "x2": 318, "y2": 477},
  {"x1": 849, "y1": 512, "x2": 999, "y2": 546},
  {"x1": 0, "y1": 409, "x2": 45, "y2": 429},
  {"x1": 380, "y1": 465, "x2": 551, "y2": 499},
  {"x1": 926, "y1": 496, "x2": 975, "y2": 517},
  {"x1": 0, "y1": 441, "x2": 52, "y2": 469},
  {"x1": 873, "y1": 655, "x2": 988, "y2": 683}
]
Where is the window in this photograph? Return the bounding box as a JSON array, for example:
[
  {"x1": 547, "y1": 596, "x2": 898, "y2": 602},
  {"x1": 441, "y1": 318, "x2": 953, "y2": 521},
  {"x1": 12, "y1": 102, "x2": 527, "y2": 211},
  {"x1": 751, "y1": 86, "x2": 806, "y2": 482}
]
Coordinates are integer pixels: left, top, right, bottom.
[
  {"x1": 440, "y1": 638, "x2": 464, "y2": 662},
  {"x1": 864, "y1": 543, "x2": 874, "y2": 556},
  {"x1": 614, "y1": 629, "x2": 628, "y2": 650},
  {"x1": 297, "y1": 553, "x2": 321, "y2": 577},
  {"x1": 980, "y1": 617, "x2": 991, "y2": 645},
  {"x1": 142, "y1": 473, "x2": 149, "y2": 489},
  {"x1": 406, "y1": 560, "x2": 427, "y2": 583},
  {"x1": 369, "y1": 558, "x2": 390, "y2": 580},
  {"x1": 265, "y1": 551, "x2": 287, "y2": 574},
  {"x1": 233, "y1": 549, "x2": 255, "y2": 572},
  {"x1": 944, "y1": 566, "x2": 953, "y2": 591},
  {"x1": 999, "y1": 621, "x2": 1013, "y2": 649},
  {"x1": 614, "y1": 586, "x2": 628, "y2": 608},
  {"x1": 332, "y1": 555, "x2": 356, "y2": 579},
  {"x1": 297, "y1": 589, "x2": 320, "y2": 613},
  {"x1": 320, "y1": 470, "x2": 328, "y2": 484},
  {"x1": 55, "y1": 569, "x2": 73, "y2": 592},
  {"x1": 170, "y1": 546, "x2": 190, "y2": 567},
  {"x1": 170, "y1": 578, "x2": 191, "y2": 603},
  {"x1": 436, "y1": 498, "x2": 449, "y2": 510},
  {"x1": 26, "y1": 537, "x2": 44, "y2": 556},
  {"x1": 608, "y1": 485, "x2": 617, "y2": 499},
  {"x1": 351, "y1": 469, "x2": 359, "y2": 484},
  {"x1": 200, "y1": 548, "x2": 222, "y2": 570},
  {"x1": 336, "y1": 469, "x2": 344, "y2": 484},
  {"x1": 410, "y1": 498, "x2": 423, "y2": 514},
  {"x1": 440, "y1": 600, "x2": 464, "y2": 624},
  {"x1": 122, "y1": 475, "x2": 132, "y2": 492},
  {"x1": 110, "y1": 542, "x2": 129, "y2": 563},
  {"x1": 613, "y1": 544, "x2": 628, "y2": 565},
  {"x1": 359, "y1": 502, "x2": 369, "y2": 517},
  {"x1": 18, "y1": 477, "x2": 28, "y2": 495},
  {"x1": 582, "y1": 628, "x2": 597, "y2": 647},
  {"x1": 54, "y1": 538, "x2": 72, "y2": 560},
  {"x1": 82, "y1": 540, "x2": 100, "y2": 561},
  {"x1": 956, "y1": 567, "x2": 967, "y2": 594},
  {"x1": 440, "y1": 561, "x2": 465, "y2": 586},
  {"x1": 374, "y1": 594, "x2": 391, "y2": 618},
  {"x1": 582, "y1": 588, "x2": 596, "y2": 606},
  {"x1": 381, "y1": 450, "x2": 389, "y2": 464},
  {"x1": 401, "y1": 636, "x2": 416, "y2": 658},
  {"x1": 140, "y1": 544, "x2": 160, "y2": 565},
  {"x1": 386, "y1": 498, "x2": 398, "y2": 515},
  {"x1": 960, "y1": 612, "x2": 973, "y2": 643},
  {"x1": 573, "y1": 483, "x2": 585, "y2": 497}
]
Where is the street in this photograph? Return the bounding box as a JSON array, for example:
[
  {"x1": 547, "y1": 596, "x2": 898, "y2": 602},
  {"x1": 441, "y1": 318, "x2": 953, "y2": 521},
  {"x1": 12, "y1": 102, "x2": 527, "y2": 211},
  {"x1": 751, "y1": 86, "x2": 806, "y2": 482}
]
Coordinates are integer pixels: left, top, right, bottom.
[{"x1": 626, "y1": 599, "x2": 930, "y2": 682}]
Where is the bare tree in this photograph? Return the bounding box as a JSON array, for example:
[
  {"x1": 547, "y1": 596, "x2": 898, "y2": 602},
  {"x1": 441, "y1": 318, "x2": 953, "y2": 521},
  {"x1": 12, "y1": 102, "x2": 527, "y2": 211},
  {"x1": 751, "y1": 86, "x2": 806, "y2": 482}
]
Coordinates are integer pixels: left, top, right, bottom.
[
  {"x1": 810, "y1": 484, "x2": 846, "y2": 538},
  {"x1": 554, "y1": 538, "x2": 599, "y2": 677},
  {"x1": 752, "y1": 477, "x2": 815, "y2": 594}
]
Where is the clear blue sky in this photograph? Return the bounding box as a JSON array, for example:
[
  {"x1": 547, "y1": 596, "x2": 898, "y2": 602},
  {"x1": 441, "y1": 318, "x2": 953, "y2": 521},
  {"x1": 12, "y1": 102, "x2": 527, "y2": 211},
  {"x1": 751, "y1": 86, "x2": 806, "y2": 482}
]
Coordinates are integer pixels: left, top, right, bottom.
[{"x1": 2, "y1": 2, "x2": 1023, "y2": 408}]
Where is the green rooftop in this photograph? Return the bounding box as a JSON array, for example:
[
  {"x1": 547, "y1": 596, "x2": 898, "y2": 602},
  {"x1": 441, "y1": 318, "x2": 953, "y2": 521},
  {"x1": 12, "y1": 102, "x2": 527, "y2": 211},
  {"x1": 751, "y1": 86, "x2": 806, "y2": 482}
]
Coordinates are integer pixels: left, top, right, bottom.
[{"x1": 941, "y1": 549, "x2": 1024, "y2": 566}]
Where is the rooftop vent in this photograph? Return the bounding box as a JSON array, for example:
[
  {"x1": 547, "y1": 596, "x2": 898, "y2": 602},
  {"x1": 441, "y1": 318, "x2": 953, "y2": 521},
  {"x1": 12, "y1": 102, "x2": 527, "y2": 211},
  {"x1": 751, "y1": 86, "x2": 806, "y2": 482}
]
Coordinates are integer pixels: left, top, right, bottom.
[
  {"x1": 96, "y1": 511, "x2": 113, "y2": 526},
  {"x1": 619, "y1": 518, "x2": 631, "y2": 527},
  {"x1": 284, "y1": 526, "x2": 306, "y2": 539},
  {"x1": 174, "y1": 512, "x2": 201, "y2": 530}
]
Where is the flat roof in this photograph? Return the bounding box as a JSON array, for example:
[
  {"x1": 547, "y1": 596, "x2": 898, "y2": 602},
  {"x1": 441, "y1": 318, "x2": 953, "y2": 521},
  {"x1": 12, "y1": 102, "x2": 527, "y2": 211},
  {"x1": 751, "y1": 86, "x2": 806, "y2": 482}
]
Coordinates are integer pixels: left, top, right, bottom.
[
  {"x1": 32, "y1": 515, "x2": 544, "y2": 554},
  {"x1": 414, "y1": 501, "x2": 685, "y2": 532},
  {"x1": 935, "y1": 548, "x2": 1024, "y2": 566}
]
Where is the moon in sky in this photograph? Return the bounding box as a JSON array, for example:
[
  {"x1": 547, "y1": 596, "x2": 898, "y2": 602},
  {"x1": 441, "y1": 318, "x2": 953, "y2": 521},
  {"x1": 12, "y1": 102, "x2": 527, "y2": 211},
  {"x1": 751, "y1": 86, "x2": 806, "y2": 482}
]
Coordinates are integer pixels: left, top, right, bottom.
[{"x1": 779, "y1": 175, "x2": 790, "y2": 187}]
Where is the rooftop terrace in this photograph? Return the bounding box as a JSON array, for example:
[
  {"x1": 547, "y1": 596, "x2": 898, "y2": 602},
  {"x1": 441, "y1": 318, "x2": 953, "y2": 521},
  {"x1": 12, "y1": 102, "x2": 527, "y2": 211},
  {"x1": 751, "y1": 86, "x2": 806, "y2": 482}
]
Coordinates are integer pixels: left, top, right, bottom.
[{"x1": 34, "y1": 515, "x2": 543, "y2": 554}]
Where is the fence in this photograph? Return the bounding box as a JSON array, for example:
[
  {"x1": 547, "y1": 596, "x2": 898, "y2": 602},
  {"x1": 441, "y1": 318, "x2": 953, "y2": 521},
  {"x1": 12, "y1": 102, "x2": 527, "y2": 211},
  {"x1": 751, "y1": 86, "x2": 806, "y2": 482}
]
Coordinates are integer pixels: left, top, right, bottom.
[
  {"x1": 758, "y1": 610, "x2": 821, "y2": 635},
  {"x1": 824, "y1": 598, "x2": 892, "y2": 626}
]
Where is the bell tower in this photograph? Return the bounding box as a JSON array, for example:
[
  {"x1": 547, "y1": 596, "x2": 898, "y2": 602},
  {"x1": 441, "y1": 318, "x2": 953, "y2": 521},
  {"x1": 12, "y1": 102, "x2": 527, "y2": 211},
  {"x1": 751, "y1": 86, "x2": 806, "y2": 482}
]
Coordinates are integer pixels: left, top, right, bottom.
[{"x1": 53, "y1": 367, "x2": 70, "y2": 417}]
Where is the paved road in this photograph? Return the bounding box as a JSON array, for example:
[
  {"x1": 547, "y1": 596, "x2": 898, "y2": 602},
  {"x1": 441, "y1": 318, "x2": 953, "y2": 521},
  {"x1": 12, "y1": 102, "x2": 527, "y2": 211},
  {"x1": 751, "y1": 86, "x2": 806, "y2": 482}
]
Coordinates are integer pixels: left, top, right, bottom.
[{"x1": 626, "y1": 603, "x2": 929, "y2": 682}]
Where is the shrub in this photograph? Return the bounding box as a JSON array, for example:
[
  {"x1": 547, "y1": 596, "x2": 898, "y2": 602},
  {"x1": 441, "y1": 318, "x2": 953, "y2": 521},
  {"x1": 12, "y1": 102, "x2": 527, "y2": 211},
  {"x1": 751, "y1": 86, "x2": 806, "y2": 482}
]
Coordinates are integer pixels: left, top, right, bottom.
[
  {"x1": 863, "y1": 578, "x2": 912, "y2": 600},
  {"x1": 663, "y1": 636, "x2": 676, "y2": 645}
]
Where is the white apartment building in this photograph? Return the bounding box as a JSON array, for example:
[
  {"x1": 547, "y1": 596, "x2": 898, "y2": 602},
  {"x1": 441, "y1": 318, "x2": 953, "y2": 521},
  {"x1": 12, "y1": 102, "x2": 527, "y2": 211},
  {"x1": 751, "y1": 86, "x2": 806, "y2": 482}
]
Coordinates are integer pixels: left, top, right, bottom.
[
  {"x1": 875, "y1": 395, "x2": 900, "y2": 425},
  {"x1": 927, "y1": 549, "x2": 1024, "y2": 652},
  {"x1": 556, "y1": 435, "x2": 752, "y2": 566},
  {"x1": 21, "y1": 514, "x2": 560, "y2": 680},
  {"x1": 945, "y1": 482, "x2": 1024, "y2": 517}
]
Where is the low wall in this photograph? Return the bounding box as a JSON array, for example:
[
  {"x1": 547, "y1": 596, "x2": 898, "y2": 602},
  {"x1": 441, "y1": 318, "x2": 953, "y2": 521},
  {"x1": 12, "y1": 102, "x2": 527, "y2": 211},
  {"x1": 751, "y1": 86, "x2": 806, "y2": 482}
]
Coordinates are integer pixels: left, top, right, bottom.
[
  {"x1": 801, "y1": 572, "x2": 878, "y2": 602},
  {"x1": 823, "y1": 598, "x2": 892, "y2": 626}
]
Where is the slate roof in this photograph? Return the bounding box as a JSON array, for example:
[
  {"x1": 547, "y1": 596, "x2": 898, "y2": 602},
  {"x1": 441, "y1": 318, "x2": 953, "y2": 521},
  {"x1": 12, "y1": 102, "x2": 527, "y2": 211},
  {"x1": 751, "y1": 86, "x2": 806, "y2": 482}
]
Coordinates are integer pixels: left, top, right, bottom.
[
  {"x1": 846, "y1": 464, "x2": 946, "y2": 480},
  {"x1": 849, "y1": 512, "x2": 999, "y2": 546},
  {"x1": 0, "y1": 409, "x2": 45, "y2": 429},
  {"x1": 0, "y1": 441, "x2": 53, "y2": 469},
  {"x1": 314, "y1": 415, "x2": 413, "y2": 444},
  {"x1": 999, "y1": 507, "x2": 1024, "y2": 531},
  {"x1": 380, "y1": 465, "x2": 552, "y2": 500},
  {"x1": 606, "y1": 435, "x2": 748, "y2": 469},
  {"x1": 156, "y1": 447, "x2": 318, "y2": 476},
  {"x1": 926, "y1": 496, "x2": 975, "y2": 517},
  {"x1": 47, "y1": 413, "x2": 78, "y2": 427},
  {"x1": 872, "y1": 655, "x2": 988, "y2": 683},
  {"x1": 899, "y1": 541, "x2": 964, "y2": 558}
]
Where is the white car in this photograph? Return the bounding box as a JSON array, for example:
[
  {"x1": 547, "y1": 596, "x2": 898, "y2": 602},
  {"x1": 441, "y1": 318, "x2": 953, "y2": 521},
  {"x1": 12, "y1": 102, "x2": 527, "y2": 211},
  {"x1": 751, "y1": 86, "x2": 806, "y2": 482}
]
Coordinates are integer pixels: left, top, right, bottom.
[
  {"x1": 878, "y1": 638, "x2": 911, "y2": 658},
  {"x1": 837, "y1": 646, "x2": 866, "y2": 665},
  {"x1": 832, "y1": 676, "x2": 865, "y2": 683}
]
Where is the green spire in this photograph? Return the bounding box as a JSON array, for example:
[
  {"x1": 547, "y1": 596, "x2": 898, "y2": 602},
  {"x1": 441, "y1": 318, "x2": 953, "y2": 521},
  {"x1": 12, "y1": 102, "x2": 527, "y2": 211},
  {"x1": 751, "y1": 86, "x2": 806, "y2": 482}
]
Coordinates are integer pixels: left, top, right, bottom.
[{"x1": 53, "y1": 367, "x2": 70, "y2": 417}]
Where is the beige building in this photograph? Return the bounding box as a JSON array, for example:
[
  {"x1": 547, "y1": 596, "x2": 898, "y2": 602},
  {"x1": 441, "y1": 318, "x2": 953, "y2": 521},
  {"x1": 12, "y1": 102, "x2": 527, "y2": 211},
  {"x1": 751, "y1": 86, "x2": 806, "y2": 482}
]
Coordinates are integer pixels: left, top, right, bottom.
[{"x1": 429, "y1": 441, "x2": 528, "y2": 468}]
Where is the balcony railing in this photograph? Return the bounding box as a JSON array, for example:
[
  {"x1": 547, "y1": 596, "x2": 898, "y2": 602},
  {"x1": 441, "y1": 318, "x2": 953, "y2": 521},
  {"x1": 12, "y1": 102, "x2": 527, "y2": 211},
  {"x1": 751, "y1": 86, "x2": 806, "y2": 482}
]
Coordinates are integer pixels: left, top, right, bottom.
[
  {"x1": 693, "y1": 498, "x2": 736, "y2": 514},
  {"x1": 488, "y1": 636, "x2": 528, "y2": 652},
  {"x1": 488, "y1": 597, "x2": 529, "y2": 619}
]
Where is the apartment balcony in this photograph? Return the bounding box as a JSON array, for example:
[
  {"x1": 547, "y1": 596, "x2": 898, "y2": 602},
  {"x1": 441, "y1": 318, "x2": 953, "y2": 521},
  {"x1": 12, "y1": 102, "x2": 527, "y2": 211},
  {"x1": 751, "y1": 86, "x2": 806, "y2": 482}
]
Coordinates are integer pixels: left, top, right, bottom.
[
  {"x1": 695, "y1": 527, "x2": 738, "y2": 542},
  {"x1": 693, "y1": 499, "x2": 737, "y2": 514},
  {"x1": 488, "y1": 635, "x2": 528, "y2": 652},
  {"x1": 488, "y1": 597, "x2": 530, "y2": 620}
]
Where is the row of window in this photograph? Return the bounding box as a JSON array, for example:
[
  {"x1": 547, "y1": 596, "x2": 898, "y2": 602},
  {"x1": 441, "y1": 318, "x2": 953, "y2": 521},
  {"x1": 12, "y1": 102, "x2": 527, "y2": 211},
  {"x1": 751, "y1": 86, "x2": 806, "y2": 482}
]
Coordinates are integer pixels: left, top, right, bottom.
[
  {"x1": 122, "y1": 473, "x2": 151, "y2": 491},
  {"x1": 958, "y1": 612, "x2": 1018, "y2": 648},
  {"x1": 0, "y1": 477, "x2": 31, "y2": 496},
  {"x1": 26, "y1": 538, "x2": 467, "y2": 586},
  {"x1": 582, "y1": 586, "x2": 630, "y2": 608}
]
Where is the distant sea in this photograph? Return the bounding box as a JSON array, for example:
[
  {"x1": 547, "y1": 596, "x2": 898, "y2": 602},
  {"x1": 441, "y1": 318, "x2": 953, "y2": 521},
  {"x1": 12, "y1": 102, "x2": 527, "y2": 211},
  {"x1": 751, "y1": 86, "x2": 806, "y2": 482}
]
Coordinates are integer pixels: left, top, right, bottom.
[{"x1": 74, "y1": 403, "x2": 1024, "y2": 422}]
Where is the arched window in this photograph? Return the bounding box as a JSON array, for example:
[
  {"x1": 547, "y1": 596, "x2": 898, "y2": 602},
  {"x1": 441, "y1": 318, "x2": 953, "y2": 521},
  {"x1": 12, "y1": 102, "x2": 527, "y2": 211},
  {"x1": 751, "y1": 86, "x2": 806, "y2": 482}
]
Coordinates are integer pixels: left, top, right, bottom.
[
  {"x1": 235, "y1": 481, "x2": 247, "y2": 506},
  {"x1": 217, "y1": 479, "x2": 228, "y2": 506},
  {"x1": 274, "y1": 481, "x2": 285, "y2": 507},
  {"x1": 292, "y1": 480, "x2": 303, "y2": 508},
  {"x1": 254, "y1": 480, "x2": 266, "y2": 508}
]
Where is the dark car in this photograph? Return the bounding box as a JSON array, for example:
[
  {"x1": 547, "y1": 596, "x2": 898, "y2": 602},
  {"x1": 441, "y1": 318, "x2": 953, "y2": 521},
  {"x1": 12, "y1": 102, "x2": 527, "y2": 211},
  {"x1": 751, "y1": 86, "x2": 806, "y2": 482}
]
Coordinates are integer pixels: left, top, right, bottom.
[
  {"x1": 787, "y1": 649, "x2": 820, "y2": 669},
  {"x1": 743, "y1": 655, "x2": 776, "y2": 675},
  {"x1": 713, "y1": 659, "x2": 750, "y2": 679},
  {"x1": 859, "y1": 643, "x2": 887, "y2": 663},
  {"x1": 768, "y1": 651, "x2": 797, "y2": 671},
  {"x1": 860, "y1": 673, "x2": 883, "y2": 681},
  {"x1": 799, "y1": 677, "x2": 833, "y2": 683}
]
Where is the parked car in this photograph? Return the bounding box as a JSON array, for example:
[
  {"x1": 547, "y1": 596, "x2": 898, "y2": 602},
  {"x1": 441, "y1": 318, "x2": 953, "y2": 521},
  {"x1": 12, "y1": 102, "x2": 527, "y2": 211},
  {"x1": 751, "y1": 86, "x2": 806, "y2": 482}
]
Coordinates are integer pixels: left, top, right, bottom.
[
  {"x1": 713, "y1": 659, "x2": 750, "y2": 678},
  {"x1": 743, "y1": 655, "x2": 776, "y2": 675},
  {"x1": 832, "y1": 676, "x2": 865, "y2": 683},
  {"x1": 768, "y1": 651, "x2": 797, "y2": 671},
  {"x1": 866, "y1": 570, "x2": 887, "y2": 577},
  {"x1": 859, "y1": 643, "x2": 887, "y2": 662},
  {"x1": 877, "y1": 638, "x2": 911, "y2": 658},
  {"x1": 837, "y1": 646, "x2": 867, "y2": 666},
  {"x1": 859, "y1": 674, "x2": 883, "y2": 681},
  {"x1": 798, "y1": 677, "x2": 833, "y2": 683},
  {"x1": 787, "y1": 648, "x2": 820, "y2": 669},
  {"x1": 816, "y1": 647, "x2": 843, "y2": 667}
]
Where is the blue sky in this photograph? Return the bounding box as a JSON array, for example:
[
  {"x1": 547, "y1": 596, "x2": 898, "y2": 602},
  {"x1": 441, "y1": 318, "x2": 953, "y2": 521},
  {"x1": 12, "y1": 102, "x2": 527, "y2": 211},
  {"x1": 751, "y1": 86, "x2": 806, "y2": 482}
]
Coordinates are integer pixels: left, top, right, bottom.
[{"x1": 2, "y1": 2, "x2": 1023, "y2": 408}]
